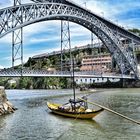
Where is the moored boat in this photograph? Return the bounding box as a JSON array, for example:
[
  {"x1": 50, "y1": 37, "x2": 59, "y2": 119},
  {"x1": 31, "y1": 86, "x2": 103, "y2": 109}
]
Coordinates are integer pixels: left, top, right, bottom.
[{"x1": 47, "y1": 100, "x2": 104, "y2": 119}]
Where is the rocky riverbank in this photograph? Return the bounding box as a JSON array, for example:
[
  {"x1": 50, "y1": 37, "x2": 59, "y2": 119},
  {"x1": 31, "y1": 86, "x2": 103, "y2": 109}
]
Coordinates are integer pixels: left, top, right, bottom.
[{"x1": 0, "y1": 86, "x2": 17, "y2": 115}]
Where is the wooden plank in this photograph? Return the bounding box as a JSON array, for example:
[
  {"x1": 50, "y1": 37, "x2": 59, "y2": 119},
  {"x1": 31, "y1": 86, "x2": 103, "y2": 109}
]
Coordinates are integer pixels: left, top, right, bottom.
[{"x1": 78, "y1": 97, "x2": 140, "y2": 125}]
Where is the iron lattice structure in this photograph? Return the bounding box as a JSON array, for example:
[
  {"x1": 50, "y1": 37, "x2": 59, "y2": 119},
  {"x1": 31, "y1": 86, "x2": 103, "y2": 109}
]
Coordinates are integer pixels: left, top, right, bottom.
[
  {"x1": 61, "y1": 20, "x2": 72, "y2": 71},
  {"x1": 0, "y1": 2, "x2": 139, "y2": 77},
  {"x1": 32, "y1": 0, "x2": 72, "y2": 72},
  {"x1": 0, "y1": 68, "x2": 135, "y2": 79},
  {"x1": 12, "y1": 0, "x2": 23, "y2": 68},
  {"x1": 14, "y1": 0, "x2": 21, "y2": 5}
]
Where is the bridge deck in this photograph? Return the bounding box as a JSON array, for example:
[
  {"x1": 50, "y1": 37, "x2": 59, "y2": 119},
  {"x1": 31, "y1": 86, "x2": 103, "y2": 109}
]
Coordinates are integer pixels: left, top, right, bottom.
[{"x1": 0, "y1": 69, "x2": 135, "y2": 79}]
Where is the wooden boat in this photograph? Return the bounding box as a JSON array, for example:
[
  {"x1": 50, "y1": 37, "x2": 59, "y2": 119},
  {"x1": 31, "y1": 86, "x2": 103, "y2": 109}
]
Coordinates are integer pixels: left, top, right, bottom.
[
  {"x1": 47, "y1": 100, "x2": 104, "y2": 119},
  {"x1": 47, "y1": 58, "x2": 104, "y2": 119}
]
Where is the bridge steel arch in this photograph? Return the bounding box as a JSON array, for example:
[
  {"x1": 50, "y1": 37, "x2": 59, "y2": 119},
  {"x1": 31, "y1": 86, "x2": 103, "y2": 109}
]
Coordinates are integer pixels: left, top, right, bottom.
[{"x1": 0, "y1": 2, "x2": 138, "y2": 77}]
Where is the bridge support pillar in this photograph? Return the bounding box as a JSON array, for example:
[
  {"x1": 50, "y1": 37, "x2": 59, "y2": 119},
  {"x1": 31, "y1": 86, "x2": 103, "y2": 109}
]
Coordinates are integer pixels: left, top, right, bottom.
[
  {"x1": 12, "y1": 0, "x2": 23, "y2": 71},
  {"x1": 61, "y1": 20, "x2": 72, "y2": 72}
]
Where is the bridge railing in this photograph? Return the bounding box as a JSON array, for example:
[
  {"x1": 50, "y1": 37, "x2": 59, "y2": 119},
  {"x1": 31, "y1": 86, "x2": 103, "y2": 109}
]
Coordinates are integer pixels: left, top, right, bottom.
[{"x1": 0, "y1": 68, "x2": 135, "y2": 79}]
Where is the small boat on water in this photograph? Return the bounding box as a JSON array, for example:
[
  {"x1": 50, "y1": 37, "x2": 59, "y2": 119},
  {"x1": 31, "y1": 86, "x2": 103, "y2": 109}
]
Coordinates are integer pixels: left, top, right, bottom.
[
  {"x1": 47, "y1": 58, "x2": 104, "y2": 119},
  {"x1": 47, "y1": 98, "x2": 104, "y2": 119}
]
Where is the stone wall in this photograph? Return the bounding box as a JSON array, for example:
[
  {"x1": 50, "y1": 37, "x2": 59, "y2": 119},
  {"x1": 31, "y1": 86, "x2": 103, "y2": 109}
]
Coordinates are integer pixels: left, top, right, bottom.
[{"x1": 0, "y1": 86, "x2": 17, "y2": 115}]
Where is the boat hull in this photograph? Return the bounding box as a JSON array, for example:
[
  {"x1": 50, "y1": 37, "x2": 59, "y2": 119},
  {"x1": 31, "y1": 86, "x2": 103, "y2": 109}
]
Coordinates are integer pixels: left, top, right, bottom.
[{"x1": 47, "y1": 102, "x2": 104, "y2": 119}]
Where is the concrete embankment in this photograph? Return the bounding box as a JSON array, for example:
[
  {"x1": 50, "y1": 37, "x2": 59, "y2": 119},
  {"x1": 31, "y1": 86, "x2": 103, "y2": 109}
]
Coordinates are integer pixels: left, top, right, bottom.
[{"x1": 0, "y1": 86, "x2": 17, "y2": 115}]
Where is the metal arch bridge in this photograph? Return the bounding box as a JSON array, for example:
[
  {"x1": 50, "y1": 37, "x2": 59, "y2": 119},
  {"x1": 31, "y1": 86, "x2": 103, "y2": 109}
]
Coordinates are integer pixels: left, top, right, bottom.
[
  {"x1": 0, "y1": 0, "x2": 140, "y2": 78},
  {"x1": 0, "y1": 69, "x2": 135, "y2": 79},
  {"x1": 32, "y1": 0, "x2": 140, "y2": 44}
]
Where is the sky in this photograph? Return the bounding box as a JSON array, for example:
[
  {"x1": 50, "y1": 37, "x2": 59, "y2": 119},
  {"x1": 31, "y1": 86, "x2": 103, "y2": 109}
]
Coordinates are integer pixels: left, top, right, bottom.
[{"x1": 0, "y1": 0, "x2": 140, "y2": 68}]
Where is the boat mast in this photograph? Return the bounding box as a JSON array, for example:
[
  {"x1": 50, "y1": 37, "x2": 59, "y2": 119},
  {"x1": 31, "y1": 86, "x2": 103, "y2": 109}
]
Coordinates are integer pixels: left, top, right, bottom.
[{"x1": 72, "y1": 57, "x2": 76, "y2": 103}]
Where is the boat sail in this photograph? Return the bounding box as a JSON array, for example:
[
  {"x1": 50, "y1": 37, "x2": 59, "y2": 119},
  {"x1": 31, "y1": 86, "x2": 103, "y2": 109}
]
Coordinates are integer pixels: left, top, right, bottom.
[{"x1": 47, "y1": 58, "x2": 104, "y2": 119}]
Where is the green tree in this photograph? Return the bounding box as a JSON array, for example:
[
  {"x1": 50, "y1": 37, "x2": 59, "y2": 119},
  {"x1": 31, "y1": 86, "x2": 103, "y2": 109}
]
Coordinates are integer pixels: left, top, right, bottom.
[{"x1": 128, "y1": 28, "x2": 140, "y2": 36}]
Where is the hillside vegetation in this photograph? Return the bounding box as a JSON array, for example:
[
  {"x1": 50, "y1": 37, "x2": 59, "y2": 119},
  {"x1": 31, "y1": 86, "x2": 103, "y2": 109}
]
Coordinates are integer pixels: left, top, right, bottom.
[{"x1": 1, "y1": 46, "x2": 105, "y2": 89}]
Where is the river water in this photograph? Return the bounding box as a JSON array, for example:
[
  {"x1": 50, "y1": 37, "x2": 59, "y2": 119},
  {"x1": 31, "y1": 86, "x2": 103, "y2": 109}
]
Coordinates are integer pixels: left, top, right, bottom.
[{"x1": 0, "y1": 89, "x2": 140, "y2": 140}]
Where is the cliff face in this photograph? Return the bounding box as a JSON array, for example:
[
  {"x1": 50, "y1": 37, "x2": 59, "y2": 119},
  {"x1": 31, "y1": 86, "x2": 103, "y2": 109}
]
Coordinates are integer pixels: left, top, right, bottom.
[{"x1": 0, "y1": 86, "x2": 17, "y2": 115}]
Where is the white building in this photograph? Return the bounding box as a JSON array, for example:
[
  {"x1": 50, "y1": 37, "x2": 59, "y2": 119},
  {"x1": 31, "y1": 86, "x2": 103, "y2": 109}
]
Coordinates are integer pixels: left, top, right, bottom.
[{"x1": 75, "y1": 77, "x2": 120, "y2": 84}]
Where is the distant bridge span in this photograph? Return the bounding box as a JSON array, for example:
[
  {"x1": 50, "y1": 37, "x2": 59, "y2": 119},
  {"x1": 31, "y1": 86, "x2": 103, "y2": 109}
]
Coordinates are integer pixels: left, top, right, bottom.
[
  {"x1": 0, "y1": 69, "x2": 135, "y2": 79},
  {"x1": 0, "y1": 1, "x2": 139, "y2": 78}
]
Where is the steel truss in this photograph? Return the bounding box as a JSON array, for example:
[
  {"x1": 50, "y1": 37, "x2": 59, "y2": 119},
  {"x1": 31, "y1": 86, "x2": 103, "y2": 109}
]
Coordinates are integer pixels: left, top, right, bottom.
[
  {"x1": 31, "y1": 0, "x2": 72, "y2": 71},
  {"x1": 0, "y1": 2, "x2": 138, "y2": 77},
  {"x1": 12, "y1": 0, "x2": 23, "y2": 68},
  {"x1": 61, "y1": 20, "x2": 72, "y2": 71},
  {"x1": 0, "y1": 68, "x2": 135, "y2": 79}
]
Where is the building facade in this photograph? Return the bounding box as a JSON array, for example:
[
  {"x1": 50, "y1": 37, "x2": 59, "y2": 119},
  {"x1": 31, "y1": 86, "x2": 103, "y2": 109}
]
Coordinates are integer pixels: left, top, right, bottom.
[{"x1": 80, "y1": 54, "x2": 112, "y2": 73}]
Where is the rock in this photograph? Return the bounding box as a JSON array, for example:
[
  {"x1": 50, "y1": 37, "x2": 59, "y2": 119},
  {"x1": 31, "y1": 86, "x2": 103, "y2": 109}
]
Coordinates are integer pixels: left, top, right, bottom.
[{"x1": 0, "y1": 86, "x2": 17, "y2": 115}]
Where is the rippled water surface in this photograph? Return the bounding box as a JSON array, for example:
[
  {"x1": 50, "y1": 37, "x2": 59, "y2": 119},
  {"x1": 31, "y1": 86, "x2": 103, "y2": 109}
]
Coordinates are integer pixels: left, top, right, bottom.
[{"x1": 0, "y1": 89, "x2": 140, "y2": 140}]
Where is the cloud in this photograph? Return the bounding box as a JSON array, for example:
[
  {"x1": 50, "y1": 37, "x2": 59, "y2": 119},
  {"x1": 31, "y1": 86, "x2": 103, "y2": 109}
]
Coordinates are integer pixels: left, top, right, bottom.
[
  {"x1": 0, "y1": 65, "x2": 4, "y2": 69},
  {"x1": 0, "y1": 34, "x2": 12, "y2": 45},
  {"x1": 23, "y1": 21, "x2": 61, "y2": 44},
  {"x1": 75, "y1": 0, "x2": 140, "y2": 28}
]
